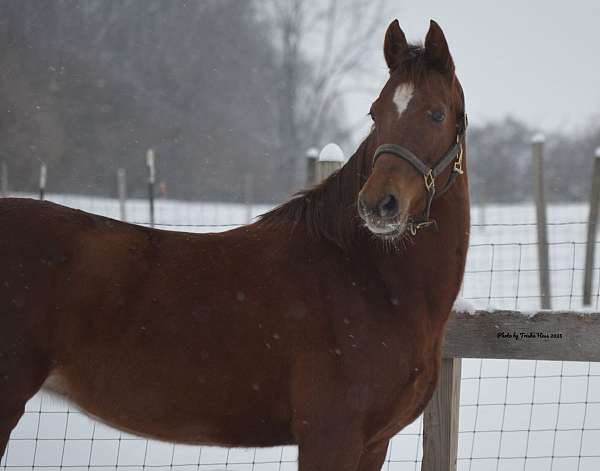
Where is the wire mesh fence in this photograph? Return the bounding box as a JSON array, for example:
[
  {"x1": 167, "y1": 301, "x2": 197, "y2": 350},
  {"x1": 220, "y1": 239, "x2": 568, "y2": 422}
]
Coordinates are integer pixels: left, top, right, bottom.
[{"x1": 2, "y1": 194, "x2": 600, "y2": 470}]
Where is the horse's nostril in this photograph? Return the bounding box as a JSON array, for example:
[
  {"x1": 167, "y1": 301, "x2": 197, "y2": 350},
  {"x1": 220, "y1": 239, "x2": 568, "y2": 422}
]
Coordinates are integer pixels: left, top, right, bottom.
[{"x1": 378, "y1": 194, "x2": 399, "y2": 219}]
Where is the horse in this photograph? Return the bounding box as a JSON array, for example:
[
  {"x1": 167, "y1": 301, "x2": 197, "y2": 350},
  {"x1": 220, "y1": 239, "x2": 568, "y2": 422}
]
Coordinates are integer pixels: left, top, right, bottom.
[{"x1": 0, "y1": 19, "x2": 469, "y2": 471}]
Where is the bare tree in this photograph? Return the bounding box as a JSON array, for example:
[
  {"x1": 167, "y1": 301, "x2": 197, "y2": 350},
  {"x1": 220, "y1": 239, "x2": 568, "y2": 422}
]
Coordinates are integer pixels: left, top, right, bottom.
[{"x1": 262, "y1": 0, "x2": 389, "y2": 189}]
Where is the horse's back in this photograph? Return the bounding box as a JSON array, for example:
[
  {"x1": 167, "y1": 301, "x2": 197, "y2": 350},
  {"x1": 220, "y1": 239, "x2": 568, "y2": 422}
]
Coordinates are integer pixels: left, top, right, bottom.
[
  {"x1": 0, "y1": 197, "x2": 145, "y2": 257},
  {"x1": 0, "y1": 197, "x2": 91, "y2": 316},
  {"x1": 0, "y1": 196, "x2": 149, "y2": 284},
  {"x1": 0, "y1": 198, "x2": 152, "y2": 355}
]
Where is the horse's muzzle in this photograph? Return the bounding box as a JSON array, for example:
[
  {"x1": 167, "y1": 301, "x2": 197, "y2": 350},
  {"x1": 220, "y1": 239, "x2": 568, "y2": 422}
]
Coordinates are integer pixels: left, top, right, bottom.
[{"x1": 357, "y1": 191, "x2": 409, "y2": 238}]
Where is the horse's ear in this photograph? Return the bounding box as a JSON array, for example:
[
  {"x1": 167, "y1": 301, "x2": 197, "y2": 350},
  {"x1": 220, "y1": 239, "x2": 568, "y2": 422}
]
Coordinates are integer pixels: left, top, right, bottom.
[
  {"x1": 383, "y1": 19, "x2": 408, "y2": 71},
  {"x1": 424, "y1": 20, "x2": 454, "y2": 75}
]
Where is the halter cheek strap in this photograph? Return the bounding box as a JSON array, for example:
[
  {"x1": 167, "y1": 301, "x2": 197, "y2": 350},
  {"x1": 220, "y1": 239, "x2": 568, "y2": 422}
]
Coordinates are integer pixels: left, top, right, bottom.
[{"x1": 372, "y1": 113, "x2": 467, "y2": 235}]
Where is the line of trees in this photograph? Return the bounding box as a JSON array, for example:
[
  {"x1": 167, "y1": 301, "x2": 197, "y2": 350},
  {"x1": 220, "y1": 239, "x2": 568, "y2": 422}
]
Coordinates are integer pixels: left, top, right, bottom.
[
  {"x1": 0, "y1": 0, "x2": 387, "y2": 202},
  {"x1": 0, "y1": 0, "x2": 287, "y2": 201},
  {"x1": 0, "y1": 1, "x2": 597, "y2": 205},
  {"x1": 468, "y1": 117, "x2": 600, "y2": 204}
]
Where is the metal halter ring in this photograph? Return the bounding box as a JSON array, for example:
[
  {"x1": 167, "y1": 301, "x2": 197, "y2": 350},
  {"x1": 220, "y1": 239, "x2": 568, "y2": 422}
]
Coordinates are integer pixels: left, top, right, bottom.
[
  {"x1": 408, "y1": 220, "x2": 434, "y2": 236},
  {"x1": 424, "y1": 171, "x2": 435, "y2": 192}
]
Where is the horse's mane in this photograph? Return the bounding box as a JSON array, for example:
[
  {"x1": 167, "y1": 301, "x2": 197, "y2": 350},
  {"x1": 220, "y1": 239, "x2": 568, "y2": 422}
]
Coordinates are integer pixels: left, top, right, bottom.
[
  {"x1": 256, "y1": 135, "x2": 374, "y2": 251},
  {"x1": 256, "y1": 43, "x2": 440, "y2": 251}
]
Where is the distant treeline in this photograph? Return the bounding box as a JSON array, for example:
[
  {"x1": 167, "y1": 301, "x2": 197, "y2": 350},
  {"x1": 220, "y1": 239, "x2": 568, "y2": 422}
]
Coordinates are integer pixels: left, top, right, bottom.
[
  {"x1": 0, "y1": 1, "x2": 598, "y2": 205},
  {"x1": 468, "y1": 117, "x2": 600, "y2": 204},
  {"x1": 0, "y1": 0, "x2": 348, "y2": 202}
]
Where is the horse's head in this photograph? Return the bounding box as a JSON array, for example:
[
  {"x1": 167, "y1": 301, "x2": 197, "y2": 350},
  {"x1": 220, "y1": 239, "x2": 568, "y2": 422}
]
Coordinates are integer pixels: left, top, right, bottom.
[{"x1": 358, "y1": 20, "x2": 466, "y2": 239}]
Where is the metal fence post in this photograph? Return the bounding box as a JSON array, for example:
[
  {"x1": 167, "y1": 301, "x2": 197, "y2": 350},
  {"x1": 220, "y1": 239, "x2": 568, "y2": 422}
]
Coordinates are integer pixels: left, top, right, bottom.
[
  {"x1": 117, "y1": 168, "x2": 127, "y2": 222},
  {"x1": 39, "y1": 163, "x2": 47, "y2": 201},
  {"x1": 305, "y1": 147, "x2": 319, "y2": 186},
  {"x1": 583, "y1": 147, "x2": 600, "y2": 305},
  {"x1": 1, "y1": 162, "x2": 8, "y2": 197},
  {"x1": 532, "y1": 134, "x2": 551, "y2": 309},
  {"x1": 146, "y1": 149, "x2": 155, "y2": 227},
  {"x1": 244, "y1": 173, "x2": 253, "y2": 224}
]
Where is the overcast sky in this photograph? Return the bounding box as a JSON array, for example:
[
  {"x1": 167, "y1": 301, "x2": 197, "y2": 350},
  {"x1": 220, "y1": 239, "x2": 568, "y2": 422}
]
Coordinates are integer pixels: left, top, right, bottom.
[{"x1": 345, "y1": 0, "x2": 600, "y2": 145}]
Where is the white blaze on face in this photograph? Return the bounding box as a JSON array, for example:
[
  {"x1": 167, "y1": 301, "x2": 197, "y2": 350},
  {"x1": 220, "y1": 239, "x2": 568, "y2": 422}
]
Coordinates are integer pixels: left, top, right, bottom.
[{"x1": 393, "y1": 83, "x2": 414, "y2": 118}]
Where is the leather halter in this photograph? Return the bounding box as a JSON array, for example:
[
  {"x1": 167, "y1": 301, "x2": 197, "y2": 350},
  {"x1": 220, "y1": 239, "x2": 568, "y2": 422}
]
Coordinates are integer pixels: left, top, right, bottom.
[{"x1": 372, "y1": 112, "x2": 468, "y2": 235}]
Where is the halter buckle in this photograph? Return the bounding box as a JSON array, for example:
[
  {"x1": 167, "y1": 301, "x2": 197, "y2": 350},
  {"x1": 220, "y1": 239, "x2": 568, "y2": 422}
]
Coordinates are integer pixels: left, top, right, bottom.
[
  {"x1": 424, "y1": 170, "x2": 435, "y2": 192},
  {"x1": 453, "y1": 140, "x2": 464, "y2": 175}
]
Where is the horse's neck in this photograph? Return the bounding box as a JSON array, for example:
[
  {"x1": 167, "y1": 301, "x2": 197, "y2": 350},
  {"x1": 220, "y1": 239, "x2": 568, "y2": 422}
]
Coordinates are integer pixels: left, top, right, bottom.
[
  {"x1": 299, "y1": 132, "x2": 469, "y2": 322},
  {"x1": 367, "y1": 171, "x2": 470, "y2": 323}
]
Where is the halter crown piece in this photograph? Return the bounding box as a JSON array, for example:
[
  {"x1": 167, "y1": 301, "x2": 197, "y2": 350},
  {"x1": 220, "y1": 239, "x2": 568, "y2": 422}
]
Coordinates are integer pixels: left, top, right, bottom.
[{"x1": 372, "y1": 111, "x2": 468, "y2": 236}]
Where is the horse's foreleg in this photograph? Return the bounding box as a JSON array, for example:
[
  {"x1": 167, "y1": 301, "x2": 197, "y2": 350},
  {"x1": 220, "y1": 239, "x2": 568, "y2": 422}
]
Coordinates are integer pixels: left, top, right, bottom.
[
  {"x1": 0, "y1": 350, "x2": 49, "y2": 460},
  {"x1": 356, "y1": 440, "x2": 389, "y2": 471},
  {"x1": 295, "y1": 420, "x2": 364, "y2": 471}
]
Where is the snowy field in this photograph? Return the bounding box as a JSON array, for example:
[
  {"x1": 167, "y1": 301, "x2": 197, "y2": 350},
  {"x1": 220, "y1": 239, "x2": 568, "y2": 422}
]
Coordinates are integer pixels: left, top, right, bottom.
[{"x1": 2, "y1": 194, "x2": 600, "y2": 471}]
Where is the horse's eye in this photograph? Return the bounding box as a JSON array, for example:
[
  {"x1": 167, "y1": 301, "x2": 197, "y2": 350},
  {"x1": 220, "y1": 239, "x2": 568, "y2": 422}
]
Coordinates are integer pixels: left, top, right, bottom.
[
  {"x1": 368, "y1": 111, "x2": 375, "y2": 122},
  {"x1": 429, "y1": 110, "x2": 445, "y2": 123}
]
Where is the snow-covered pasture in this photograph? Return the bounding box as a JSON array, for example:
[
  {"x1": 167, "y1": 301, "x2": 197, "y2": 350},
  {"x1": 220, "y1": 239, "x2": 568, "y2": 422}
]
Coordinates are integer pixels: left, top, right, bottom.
[{"x1": 2, "y1": 194, "x2": 600, "y2": 470}]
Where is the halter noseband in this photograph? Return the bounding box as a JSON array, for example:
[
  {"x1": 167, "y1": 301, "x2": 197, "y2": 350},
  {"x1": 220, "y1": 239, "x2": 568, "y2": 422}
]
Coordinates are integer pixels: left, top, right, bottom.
[{"x1": 372, "y1": 112, "x2": 468, "y2": 235}]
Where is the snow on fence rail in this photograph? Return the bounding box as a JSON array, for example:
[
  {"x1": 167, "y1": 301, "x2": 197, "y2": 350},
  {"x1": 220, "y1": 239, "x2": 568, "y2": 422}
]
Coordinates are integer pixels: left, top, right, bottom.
[{"x1": 3, "y1": 193, "x2": 600, "y2": 470}]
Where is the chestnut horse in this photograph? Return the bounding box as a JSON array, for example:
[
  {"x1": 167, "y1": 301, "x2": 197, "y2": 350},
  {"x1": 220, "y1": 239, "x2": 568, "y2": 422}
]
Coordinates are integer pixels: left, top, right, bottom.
[{"x1": 1, "y1": 20, "x2": 469, "y2": 471}]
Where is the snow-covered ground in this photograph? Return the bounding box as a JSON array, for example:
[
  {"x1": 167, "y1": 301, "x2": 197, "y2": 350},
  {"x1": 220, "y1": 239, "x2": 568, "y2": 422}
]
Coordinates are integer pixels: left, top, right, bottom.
[{"x1": 2, "y1": 194, "x2": 600, "y2": 471}]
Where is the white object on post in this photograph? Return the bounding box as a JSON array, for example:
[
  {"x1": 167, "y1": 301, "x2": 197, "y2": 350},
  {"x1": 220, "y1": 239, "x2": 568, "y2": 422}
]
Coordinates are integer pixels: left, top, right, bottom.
[
  {"x1": 317, "y1": 143, "x2": 344, "y2": 182},
  {"x1": 531, "y1": 133, "x2": 546, "y2": 144},
  {"x1": 318, "y1": 143, "x2": 345, "y2": 162}
]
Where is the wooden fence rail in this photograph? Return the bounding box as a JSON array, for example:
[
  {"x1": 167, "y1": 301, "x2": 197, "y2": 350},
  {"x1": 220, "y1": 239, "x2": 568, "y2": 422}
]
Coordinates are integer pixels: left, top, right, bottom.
[
  {"x1": 422, "y1": 309, "x2": 600, "y2": 470},
  {"x1": 443, "y1": 309, "x2": 600, "y2": 361}
]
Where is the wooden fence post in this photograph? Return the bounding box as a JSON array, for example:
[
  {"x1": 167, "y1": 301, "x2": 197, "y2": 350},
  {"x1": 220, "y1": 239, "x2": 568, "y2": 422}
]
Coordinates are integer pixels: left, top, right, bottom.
[
  {"x1": 39, "y1": 163, "x2": 47, "y2": 201},
  {"x1": 422, "y1": 358, "x2": 462, "y2": 471},
  {"x1": 583, "y1": 147, "x2": 600, "y2": 305},
  {"x1": 317, "y1": 143, "x2": 344, "y2": 183},
  {"x1": 117, "y1": 168, "x2": 127, "y2": 222},
  {"x1": 532, "y1": 134, "x2": 551, "y2": 309},
  {"x1": 146, "y1": 149, "x2": 156, "y2": 227}
]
